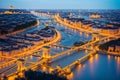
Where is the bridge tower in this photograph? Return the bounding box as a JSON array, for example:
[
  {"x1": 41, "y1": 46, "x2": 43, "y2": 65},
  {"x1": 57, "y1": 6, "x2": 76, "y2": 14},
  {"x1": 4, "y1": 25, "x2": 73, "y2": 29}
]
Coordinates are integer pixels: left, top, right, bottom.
[
  {"x1": 48, "y1": 67, "x2": 54, "y2": 73},
  {"x1": 56, "y1": 65, "x2": 62, "y2": 71},
  {"x1": 55, "y1": 65, "x2": 63, "y2": 75},
  {"x1": 42, "y1": 46, "x2": 51, "y2": 59},
  {"x1": 66, "y1": 66, "x2": 72, "y2": 74},
  {"x1": 92, "y1": 32, "x2": 99, "y2": 41},
  {"x1": 17, "y1": 59, "x2": 26, "y2": 72}
]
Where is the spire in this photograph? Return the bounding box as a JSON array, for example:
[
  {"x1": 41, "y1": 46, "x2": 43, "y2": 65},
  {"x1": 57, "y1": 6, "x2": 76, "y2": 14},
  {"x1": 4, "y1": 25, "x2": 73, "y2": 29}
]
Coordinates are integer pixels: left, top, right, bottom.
[{"x1": 9, "y1": 5, "x2": 14, "y2": 10}]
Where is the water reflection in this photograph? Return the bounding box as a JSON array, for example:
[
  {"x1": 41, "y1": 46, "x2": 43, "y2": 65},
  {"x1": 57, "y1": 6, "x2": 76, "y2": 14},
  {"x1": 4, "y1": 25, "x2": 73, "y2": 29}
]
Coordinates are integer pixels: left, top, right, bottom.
[
  {"x1": 76, "y1": 64, "x2": 82, "y2": 71},
  {"x1": 89, "y1": 56, "x2": 94, "y2": 77},
  {"x1": 67, "y1": 72, "x2": 74, "y2": 80},
  {"x1": 89, "y1": 56, "x2": 94, "y2": 64},
  {"x1": 117, "y1": 57, "x2": 120, "y2": 74},
  {"x1": 72, "y1": 54, "x2": 120, "y2": 80},
  {"x1": 82, "y1": 64, "x2": 86, "y2": 68},
  {"x1": 80, "y1": 32, "x2": 82, "y2": 36},
  {"x1": 95, "y1": 54, "x2": 99, "y2": 61},
  {"x1": 115, "y1": 56, "x2": 117, "y2": 60},
  {"x1": 117, "y1": 57, "x2": 120, "y2": 65},
  {"x1": 107, "y1": 55, "x2": 111, "y2": 62}
]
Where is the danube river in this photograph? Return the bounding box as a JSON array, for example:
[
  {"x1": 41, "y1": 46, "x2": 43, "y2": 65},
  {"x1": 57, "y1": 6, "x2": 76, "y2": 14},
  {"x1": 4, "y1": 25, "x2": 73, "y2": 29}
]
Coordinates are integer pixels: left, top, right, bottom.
[
  {"x1": 33, "y1": 16, "x2": 120, "y2": 80},
  {"x1": 1, "y1": 15, "x2": 120, "y2": 80}
]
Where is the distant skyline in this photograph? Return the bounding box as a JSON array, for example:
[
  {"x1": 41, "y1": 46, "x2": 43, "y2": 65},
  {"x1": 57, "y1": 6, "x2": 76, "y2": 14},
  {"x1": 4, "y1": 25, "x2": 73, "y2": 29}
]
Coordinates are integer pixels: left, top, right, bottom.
[{"x1": 0, "y1": 0, "x2": 120, "y2": 9}]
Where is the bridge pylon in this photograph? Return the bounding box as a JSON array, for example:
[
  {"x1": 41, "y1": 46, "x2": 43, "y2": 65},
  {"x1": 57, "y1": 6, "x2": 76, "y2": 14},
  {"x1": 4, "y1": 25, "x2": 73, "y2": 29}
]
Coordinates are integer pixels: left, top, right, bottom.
[
  {"x1": 92, "y1": 32, "x2": 100, "y2": 41},
  {"x1": 52, "y1": 65, "x2": 63, "y2": 75},
  {"x1": 48, "y1": 67, "x2": 54, "y2": 73},
  {"x1": 17, "y1": 58, "x2": 26, "y2": 72},
  {"x1": 56, "y1": 65, "x2": 62, "y2": 71},
  {"x1": 76, "y1": 60, "x2": 80, "y2": 65},
  {"x1": 65, "y1": 66, "x2": 72, "y2": 74},
  {"x1": 42, "y1": 46, "x2": 51, "y2": 59}
]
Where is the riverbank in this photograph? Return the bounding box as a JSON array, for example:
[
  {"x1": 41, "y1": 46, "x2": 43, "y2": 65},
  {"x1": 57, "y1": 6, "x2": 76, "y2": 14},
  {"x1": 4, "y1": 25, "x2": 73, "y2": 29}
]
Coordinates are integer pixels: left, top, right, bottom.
[
  {"x1": 54, "y1": 15, "x2": 93, "y2": 34},
  {"x1": 98, "y1": 38, "x2": 120, "y2": 56},
  {"x1": 98, "y1": 50, "x2": 120, "y2": 57},
  {"x1": 54, "y1": 15, "x2": 118, "y2": 37},
  {"x1": 99, "y1": 38, "x2": 120, "y2": 50}
]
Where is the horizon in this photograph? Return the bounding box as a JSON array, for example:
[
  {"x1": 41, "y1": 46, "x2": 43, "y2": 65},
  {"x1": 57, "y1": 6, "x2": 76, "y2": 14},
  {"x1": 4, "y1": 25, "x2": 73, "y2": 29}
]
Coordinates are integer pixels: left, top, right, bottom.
[
  {"x1": 0, "y1": 8, "x2": 120, "y2": 10},
  {"x1": 1, "y1": 0, "x2": 120, "y2": 9}
]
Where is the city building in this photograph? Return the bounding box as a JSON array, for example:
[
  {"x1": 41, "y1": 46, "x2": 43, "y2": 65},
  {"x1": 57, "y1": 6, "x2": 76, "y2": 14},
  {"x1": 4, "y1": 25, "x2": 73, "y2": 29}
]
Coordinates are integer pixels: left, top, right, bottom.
[{"x1": 89, "y1": 13, "x2": 101, "y2": 19}]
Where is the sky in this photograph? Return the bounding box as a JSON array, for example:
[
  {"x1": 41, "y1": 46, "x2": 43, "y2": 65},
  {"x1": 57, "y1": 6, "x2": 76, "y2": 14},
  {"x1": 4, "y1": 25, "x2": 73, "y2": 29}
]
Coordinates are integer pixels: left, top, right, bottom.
[{"x1": 0, "y1": 0, "x2": 120, "y2": 9}]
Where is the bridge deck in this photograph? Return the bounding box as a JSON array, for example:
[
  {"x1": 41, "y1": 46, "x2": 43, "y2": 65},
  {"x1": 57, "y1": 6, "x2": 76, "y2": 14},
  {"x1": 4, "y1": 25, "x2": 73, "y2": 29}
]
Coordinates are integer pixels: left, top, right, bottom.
[{"x1": 63, "y1": 50, "x2": 96, "y2": 71}]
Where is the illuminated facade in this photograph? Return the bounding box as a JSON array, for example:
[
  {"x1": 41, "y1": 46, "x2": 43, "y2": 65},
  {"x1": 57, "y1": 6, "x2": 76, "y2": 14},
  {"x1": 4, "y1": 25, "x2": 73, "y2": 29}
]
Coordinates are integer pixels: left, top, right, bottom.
[
  {"x1": 9, "y1": 5, "x2": 14, "y2": 10},
  {"x1": 89, "y1": 13, "x2": 100, "y2": 19},
  {"x1": 42, "y1": 46, "x2": 51, "y2": 58}
]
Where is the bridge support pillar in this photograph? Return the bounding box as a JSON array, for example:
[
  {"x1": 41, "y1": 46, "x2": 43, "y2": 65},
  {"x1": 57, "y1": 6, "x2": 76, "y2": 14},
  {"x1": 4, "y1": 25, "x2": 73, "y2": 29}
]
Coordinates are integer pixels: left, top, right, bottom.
[
  {"x1": 17, "y1": 59, "x2": 25, "y2": 72},
  {"x1": 66, "y1": 66, "x2": 72, "y2": 74},
  {"x1": 48, "y1": 67, "x2": 54, "y2": 74},
  {"x1": 76, "y1": 60, "x2": 80, "y2": 65},
  {"x1": 56, "y1": 65, "x2": 62, "y2": 71},
  {"x1": 85, "y1": 50, "x2": 88, "y2": 53},
  {"x1": 92, "y1": 33, "x2": 100, "y2": 41},
  {"x1": 42, "y1": 46, "x2": 51, "y2": 59}
]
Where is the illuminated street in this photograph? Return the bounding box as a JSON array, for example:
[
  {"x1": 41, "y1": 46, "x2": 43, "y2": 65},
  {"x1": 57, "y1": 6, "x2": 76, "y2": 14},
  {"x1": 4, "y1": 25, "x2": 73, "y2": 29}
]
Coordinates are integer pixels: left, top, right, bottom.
[{"x1": 0, "y1": 1, "x2": 120, "y2": 80}]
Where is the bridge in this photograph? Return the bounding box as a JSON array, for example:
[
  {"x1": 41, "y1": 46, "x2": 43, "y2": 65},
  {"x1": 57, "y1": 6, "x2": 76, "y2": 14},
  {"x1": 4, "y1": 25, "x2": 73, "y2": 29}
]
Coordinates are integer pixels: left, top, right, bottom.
[
  {"x1": 55, "y1": 50, "x2": 96, "y2": 76},
  {"x1": 50, "y1": 35, "x2": 116, "y2": 60},
  {"x1": 1, "y1": 27, "x2": 119, "y2": 80},
  {"x1": 1, "y1": 30, "x2": 119, "y2": 79},
  {"x1": 50, "y1": 44, "x2": 73, "y2": 49},
  {"x1": 1, "y1": 12, "x2": 120, "y2": 79},
  {"x1": 0, "y1": 29, "x2": 61, "y2": 70}
]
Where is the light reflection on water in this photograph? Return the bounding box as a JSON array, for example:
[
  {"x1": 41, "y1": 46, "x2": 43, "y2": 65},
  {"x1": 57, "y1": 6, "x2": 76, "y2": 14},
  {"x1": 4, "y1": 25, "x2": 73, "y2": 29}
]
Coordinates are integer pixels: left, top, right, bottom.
[
  {"x1": 117, "y1": 57, "x2": 120, "y2": 74},
  {"x1": 67, "y1": 72, "x2": 74, "y2": 80},
  {"x1": 72, "y1": 54, "x2": 120, "y2": 80},
  {"x1": 2, "y1": 16, "x2": 120, "y2": 80},
  {"x1": 26, "y1": 17, "x2": 120, "y2": 80}
]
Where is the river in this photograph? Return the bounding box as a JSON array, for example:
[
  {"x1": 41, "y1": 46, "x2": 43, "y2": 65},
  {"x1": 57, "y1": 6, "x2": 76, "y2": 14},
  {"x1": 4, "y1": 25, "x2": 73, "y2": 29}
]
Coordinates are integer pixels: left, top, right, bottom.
[
  {"x1": 37, "y1": 16, "x2": 120, "y2": 80},
  {"x1": 1, "y1": 15, "x2": 120, "y2": 80}
]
